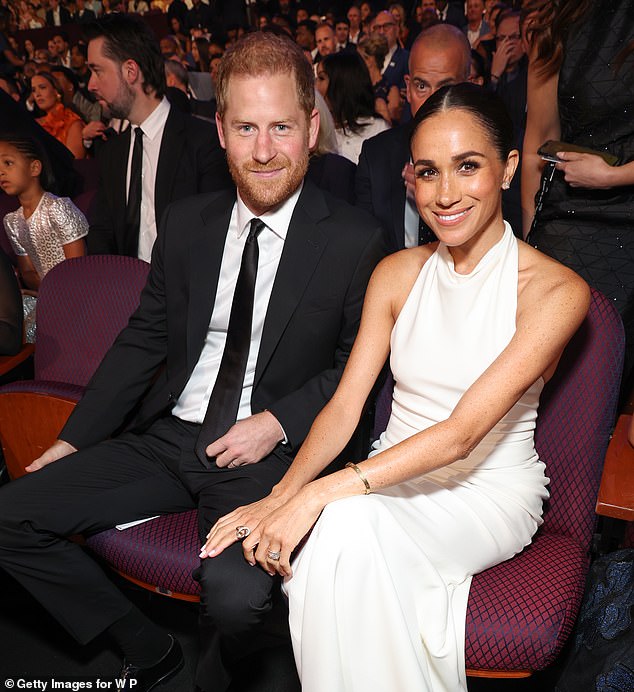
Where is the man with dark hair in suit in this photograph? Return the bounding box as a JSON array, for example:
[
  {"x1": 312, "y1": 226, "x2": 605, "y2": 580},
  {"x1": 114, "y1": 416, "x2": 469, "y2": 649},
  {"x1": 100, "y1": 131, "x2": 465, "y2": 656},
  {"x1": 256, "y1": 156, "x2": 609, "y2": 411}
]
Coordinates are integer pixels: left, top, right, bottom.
[
  {"x1": 82, "y1": 14, "x2": 230, "y2": 261},
  {"x1": 0, "y1": 29, "x2": 384, "y2": 692},
  {"x1": 73, "y1": 0, "x2": 97, "y2": 24},
  {"x1": 46, "y1": 0, "x2": 72, "y2": 26},
  {"x1": 356, "y1": 23, "x2": 471, "y2": 252}
]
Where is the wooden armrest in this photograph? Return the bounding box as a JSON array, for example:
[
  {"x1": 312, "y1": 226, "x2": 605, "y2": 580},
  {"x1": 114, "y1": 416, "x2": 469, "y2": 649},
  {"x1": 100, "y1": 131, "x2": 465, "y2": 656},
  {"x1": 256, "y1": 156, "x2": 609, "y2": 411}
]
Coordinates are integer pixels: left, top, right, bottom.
[
  {"x1": 0, "y1": 343, "x2": 35, "y2": 377},
  {"x1": 596, "y1": 414, "x2": 634, "y2": 520},
  {"x1": 0, "y1": 392, "x2": 77, "y2": 480}
]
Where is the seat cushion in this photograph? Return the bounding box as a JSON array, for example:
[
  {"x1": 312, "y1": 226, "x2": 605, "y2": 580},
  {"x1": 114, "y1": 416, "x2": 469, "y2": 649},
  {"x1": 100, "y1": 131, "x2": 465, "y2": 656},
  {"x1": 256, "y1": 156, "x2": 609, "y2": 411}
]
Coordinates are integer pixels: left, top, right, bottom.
[
  {"x1": 86, "y1": 510, "x2": 200, "y2": 598},
  {"x1": 465, "y1": 532, "x2": 589, "y2": 672}
]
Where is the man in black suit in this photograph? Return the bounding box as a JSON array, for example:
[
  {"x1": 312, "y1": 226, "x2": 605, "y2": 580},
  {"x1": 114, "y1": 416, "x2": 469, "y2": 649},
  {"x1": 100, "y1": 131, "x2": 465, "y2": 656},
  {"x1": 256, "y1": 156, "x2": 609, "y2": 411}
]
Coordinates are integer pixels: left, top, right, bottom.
[
  {"x1": 46, "y1": 0, "x2": 72, "y2": 26},
  {"x1": 0, "y1": 30, "x2": 384, "y2": 692},
  {"x1": 84, "y1": 15, "x2": 231, "y2": 260},
  {"x1": 73, "y1": 0, "x2": 97, "y2": 24},
  {"x1": 356, "y1": 24, "x2": 471, "y2": 252}
]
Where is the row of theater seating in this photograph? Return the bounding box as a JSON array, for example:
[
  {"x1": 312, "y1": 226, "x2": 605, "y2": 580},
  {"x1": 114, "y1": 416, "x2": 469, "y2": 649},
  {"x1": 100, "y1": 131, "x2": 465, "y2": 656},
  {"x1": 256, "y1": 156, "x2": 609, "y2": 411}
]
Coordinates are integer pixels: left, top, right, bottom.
[{"x1": 0, "y1": 249, "x2": 628, "y2": 679}]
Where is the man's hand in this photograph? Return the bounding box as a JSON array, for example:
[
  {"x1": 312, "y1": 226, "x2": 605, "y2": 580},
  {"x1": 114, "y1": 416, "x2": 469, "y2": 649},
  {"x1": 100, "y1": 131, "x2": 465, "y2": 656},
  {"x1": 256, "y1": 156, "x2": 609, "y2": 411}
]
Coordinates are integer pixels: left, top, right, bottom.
[
  {"x1": 26, "y1": 439, "x2": 77, "y2": 473},
  {"x1": 490, "y1": 38, "x2": 512, "y2": 81},
  {"x1": 82, "y1": 121, "x2": 108, "y2": 142},
  {"x1": 204, "y1": 411, "x2": 285, "y2": 468}
]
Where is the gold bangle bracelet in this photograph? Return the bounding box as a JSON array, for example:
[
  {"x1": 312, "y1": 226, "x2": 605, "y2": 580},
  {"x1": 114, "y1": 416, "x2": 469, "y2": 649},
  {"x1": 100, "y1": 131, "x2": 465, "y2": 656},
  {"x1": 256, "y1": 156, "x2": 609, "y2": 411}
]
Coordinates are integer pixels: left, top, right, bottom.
[{"x1": 345, "y1": 462, "x2": 371, "y2": 495}]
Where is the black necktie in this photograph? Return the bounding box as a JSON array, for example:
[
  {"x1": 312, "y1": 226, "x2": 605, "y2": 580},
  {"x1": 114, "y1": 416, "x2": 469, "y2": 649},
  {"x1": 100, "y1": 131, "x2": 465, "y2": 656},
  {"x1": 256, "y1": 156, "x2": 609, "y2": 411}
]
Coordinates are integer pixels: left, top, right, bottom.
[
  {"x1": 418, "y1": 216, "x2": 437, "y2": 245},
  {"x1": 125, "y1": 126, "x2": 143, "y2": 253},
  {"x1": 195, "y1": 218, "x2": 266, "y2": 466}
]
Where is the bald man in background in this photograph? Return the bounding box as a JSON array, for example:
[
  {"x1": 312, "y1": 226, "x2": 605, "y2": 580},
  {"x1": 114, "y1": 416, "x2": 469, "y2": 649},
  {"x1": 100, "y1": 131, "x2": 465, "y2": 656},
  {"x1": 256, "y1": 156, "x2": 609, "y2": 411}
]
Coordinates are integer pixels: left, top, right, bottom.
[{"x1": 355, "y1": 24, "x2": 471, "y2": 253}]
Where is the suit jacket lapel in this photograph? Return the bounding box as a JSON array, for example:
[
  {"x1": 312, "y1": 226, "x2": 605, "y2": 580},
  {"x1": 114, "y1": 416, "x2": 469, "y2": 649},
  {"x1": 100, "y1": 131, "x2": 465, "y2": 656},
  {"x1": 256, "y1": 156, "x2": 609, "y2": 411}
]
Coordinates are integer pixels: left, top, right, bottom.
[
  {"x1": 254, "y1": 181, "x2": 328, "y2": 388},
  {"x1": 390, "y1": 125, "x2": 413, "y2": 251},
  {"x1": 155, "y1": 107, "x2": 183, "y2": 225},
  {"x1": 186, "y1": 189, "x2": 236, "y2": 373}
]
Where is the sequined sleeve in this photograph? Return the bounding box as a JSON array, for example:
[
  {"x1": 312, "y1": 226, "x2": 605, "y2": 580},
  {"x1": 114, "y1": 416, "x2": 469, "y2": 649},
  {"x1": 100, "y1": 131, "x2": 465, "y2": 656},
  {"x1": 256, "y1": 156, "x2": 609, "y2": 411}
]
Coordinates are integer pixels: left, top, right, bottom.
[
  {"x1": 2, "y1": 212, "x2": 28, "y2": 257},
  {"x1": 49, "y1": 197, "x2": 89, "y2": 246}
]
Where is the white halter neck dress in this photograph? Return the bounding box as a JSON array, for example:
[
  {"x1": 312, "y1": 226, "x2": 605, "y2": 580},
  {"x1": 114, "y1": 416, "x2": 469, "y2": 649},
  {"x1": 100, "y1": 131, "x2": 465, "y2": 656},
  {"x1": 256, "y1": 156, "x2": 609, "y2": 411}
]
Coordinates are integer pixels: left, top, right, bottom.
[{"x1": 284, "y1": 223, "x2": 549, "y2": 691}]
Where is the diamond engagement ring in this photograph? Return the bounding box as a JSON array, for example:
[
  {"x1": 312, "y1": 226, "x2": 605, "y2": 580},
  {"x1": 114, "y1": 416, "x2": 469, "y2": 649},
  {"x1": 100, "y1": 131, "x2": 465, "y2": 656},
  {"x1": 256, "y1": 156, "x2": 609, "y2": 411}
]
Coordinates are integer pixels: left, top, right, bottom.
[
  {"x1": 267, "y1": 550, "x2": 281, "y2": 561},
  {"x1": 235, "y1": 526, "x2": 251, "y2": 540}
]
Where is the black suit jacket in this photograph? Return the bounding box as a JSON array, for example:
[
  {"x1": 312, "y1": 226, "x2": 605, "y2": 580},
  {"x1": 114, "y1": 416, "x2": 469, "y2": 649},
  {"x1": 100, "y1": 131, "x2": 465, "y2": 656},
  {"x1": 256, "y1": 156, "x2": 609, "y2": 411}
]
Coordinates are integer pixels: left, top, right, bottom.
[
  {"x1": 62, "y1": 182, "x2": 385, "y2": 459},
  {"x1": 73, "y1": 8, "x2": 97, "y2": 23},
  {"x1": 356, "y1": 125, "x2": 411, "y2": 253},
  {"x1": 46, "y1": 7, "x2": 72, "y2": 25},
  {"x1": 87, "y1": 105, "x2": 232, "y2": 257}
]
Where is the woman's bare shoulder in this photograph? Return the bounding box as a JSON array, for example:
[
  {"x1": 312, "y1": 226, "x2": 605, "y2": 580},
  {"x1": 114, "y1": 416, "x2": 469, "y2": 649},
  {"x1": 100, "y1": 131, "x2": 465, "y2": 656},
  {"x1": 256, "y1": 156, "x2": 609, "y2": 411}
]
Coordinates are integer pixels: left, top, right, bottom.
[{"x1": 370, "y1": 243, "x2": 438, "y2": 317}]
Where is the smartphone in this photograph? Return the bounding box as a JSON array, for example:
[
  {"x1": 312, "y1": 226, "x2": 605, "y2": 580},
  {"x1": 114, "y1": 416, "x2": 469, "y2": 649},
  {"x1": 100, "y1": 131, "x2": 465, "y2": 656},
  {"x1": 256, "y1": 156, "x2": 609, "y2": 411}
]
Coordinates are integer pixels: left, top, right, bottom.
[{"x1": 538, "y1": 140, "x2": 619, "y2": 166}]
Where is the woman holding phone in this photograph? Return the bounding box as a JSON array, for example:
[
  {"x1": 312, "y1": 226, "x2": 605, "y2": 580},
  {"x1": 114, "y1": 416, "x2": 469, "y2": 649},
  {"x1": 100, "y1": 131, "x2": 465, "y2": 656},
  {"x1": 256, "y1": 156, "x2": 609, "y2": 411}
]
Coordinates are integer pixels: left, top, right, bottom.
[{"x1": 522, "y1": 0, "x2": 634, "y2": 382}]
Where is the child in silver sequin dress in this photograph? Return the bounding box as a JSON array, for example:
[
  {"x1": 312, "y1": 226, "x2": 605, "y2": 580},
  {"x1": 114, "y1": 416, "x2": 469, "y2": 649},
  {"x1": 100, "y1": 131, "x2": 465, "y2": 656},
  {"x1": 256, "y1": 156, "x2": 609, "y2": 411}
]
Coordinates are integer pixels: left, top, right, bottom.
[{"x1": 0, "y1": 134, "x2": 88, "y2": 342}]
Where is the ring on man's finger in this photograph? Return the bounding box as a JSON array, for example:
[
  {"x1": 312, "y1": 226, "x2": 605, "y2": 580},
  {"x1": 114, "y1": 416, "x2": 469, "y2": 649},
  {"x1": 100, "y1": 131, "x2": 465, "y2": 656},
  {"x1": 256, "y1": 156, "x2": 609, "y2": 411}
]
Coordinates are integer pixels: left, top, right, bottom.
[
  {"x1": 236, "y1": 525, "x2": 251, "y2": 540},
  {"x1": 267, "y1": 549, "x2": 281, "y2": 561}
]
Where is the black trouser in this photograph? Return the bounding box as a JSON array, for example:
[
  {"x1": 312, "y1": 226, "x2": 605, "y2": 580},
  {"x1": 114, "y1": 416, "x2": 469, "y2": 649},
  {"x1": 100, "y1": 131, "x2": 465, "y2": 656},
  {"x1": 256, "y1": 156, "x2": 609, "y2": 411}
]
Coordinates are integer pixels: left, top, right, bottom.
[{"x1": 0, "y1": 416, "x2": 291, "y2": 691}]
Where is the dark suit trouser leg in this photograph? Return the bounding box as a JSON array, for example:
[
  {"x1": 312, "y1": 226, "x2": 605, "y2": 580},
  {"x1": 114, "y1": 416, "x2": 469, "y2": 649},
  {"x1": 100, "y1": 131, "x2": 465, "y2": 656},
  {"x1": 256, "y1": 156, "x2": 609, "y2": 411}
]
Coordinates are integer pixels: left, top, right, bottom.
[
  {"x1": 180, "y1": 453, "x2": 294, "y2": 692},
  {"x1": 0, "y1": 417, "x2": 195, "y2": 645}
]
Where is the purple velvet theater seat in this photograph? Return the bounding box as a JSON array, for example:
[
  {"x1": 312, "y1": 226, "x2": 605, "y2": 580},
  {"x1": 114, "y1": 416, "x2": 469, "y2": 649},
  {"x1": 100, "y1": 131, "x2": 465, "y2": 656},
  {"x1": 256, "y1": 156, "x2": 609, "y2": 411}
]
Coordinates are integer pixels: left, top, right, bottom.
[{"x1": 86, "y1": 288, "x2": 625, "y2": 677}]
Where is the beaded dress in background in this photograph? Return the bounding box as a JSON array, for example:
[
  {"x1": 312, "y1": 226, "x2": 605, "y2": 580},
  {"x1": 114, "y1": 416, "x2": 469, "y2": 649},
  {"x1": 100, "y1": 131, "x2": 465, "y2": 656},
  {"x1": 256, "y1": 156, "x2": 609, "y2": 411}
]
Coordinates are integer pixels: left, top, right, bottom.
[
  {"x1": 528, "y1": 0, "x2": 634, "y2": 372},
  {"x1": 3, "y1": 192, "x2": 88, "y2": 342}
]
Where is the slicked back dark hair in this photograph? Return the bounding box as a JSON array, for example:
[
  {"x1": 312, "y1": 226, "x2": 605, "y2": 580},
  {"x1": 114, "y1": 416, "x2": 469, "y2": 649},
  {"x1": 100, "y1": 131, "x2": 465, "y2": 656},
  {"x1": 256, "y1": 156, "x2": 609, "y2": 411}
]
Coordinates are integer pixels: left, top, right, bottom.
[
  {"x1": 410, "y1": 83, "x2": 515, "y2": 162},
  {"x1": 83, "y1": 14, "x2": 166, "y2": 98}
]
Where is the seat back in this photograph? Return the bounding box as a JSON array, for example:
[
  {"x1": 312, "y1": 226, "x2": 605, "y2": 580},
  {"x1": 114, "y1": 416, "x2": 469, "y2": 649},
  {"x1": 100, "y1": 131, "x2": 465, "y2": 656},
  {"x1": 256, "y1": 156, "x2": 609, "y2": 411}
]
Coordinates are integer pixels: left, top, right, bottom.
[
  {"x1": 373, "y1": 288, "x2": 624, "y2": 550},
  {"x1": 536, "y1": 288, "x2": 624, "y2": 546},
  {"x1": 34, "y1": 255, "x2": 150, "y2": 386}
]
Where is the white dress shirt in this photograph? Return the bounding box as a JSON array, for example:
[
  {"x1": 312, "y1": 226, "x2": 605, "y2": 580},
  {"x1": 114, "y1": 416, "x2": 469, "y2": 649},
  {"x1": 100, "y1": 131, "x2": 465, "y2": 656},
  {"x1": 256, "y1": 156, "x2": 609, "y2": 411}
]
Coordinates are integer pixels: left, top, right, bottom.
[
  {"x1": 381, "y1": 44, "x2": 397, "y2": 75},
  {"x1": 172, "y1": 184, "x2": 303, "y2": 426},
  {"x1": 125, "y1": 97, "x2": 170, "y2": 263}
]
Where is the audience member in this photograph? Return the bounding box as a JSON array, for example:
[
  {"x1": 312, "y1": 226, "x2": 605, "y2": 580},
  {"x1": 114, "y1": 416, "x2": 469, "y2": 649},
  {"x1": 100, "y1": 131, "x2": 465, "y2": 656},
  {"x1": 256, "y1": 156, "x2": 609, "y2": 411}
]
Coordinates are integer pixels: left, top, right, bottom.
[
  {"x1": 295, "y1": 18, "x2": 317, "y2": 59},
  {"x1": 435, "y1": 0, "x2": 466, "y2": 27},
  {"x1": 334, "y1": 16, "x2": 353, "y2": 52},
  {"x1": 31, "y1": 71, "x2": 86, "y2": 159},
  {"x1": 523, "y1": 0, "x2": 634, "y2": 385},
  {"x1": 190, "y1": 36, "x2": 211, "y2": 72},
  {"x1": 202, "y1": 83, "x2": 588, "y2": 692},
  {"x1": 50, "y1": 64, "x2": 101, "y2": 124},
  {"x1": 73, "y1": 0, "x2": 96, "y2": 24},
  {"x1": 317, "y1": 51, "x2": 389, "y2": 165},
  {"x1": 347, "y1": 3, "x2": 363, "y2": 44},
  {"x1": 50, "y1": 31, "x2": 71, "y2": 68},
  {"x1": 358, "y1": 33, "x2": 402, "y2": 124},
  {"x1": 372, "y1": 9, "x2": 408, "y2": 89},
  {"x1": 389, "y1": 2, "x2": 410, "y2": 48},
  {"x1": 1, "y1": 89, "x2": 79, "y2": 196},
  {"x1": 464, "y1": 0, "x2": 490, "y2": 47},
  {"x1": 0, "y1": 29, "x2": 384, "y2": 692},
  {"x1": 70, "y1": 42, "x2": 92, "y2": 90},
  {"x1": 314, "y1": 21, "x2": 336, "y2": 63},
  {"x1": 185, "y1": 0, "x2": 216, "y2": 35},
  {"x1": 0, "y1": 248, "x2": 23, "y2": 356},
  {"x1": 356, "y1": 23, "x2": 471, "y2": 252},
  {"x1": 46, "y1": 0, "x2": 72, "y2": 26},
  {"x1": 0, "y1": 133, "x2": 87, "y2": 341},
  {"x1": 83, "y1": 14, "x2": 230, "y2": 260}
]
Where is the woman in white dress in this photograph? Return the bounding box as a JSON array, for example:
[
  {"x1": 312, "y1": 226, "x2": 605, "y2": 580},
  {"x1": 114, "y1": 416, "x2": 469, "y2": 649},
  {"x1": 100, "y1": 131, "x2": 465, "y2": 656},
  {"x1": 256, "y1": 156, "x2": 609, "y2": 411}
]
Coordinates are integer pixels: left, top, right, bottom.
[{"x1": 201, "y1": 84, "x2": 590, "y2": 691}]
